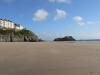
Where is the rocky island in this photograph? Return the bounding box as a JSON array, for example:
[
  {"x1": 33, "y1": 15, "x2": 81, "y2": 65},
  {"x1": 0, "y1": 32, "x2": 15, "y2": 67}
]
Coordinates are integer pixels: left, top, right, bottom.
[{"x1": 54, "y1": 36, "x2": 76, "y2": 41}]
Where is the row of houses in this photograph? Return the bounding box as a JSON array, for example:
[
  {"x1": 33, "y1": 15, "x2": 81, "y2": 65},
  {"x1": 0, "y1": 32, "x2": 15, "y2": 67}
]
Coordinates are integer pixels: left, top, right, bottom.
[{"x1": 0, "y1": 19, "x2": 24, "y2": 30}]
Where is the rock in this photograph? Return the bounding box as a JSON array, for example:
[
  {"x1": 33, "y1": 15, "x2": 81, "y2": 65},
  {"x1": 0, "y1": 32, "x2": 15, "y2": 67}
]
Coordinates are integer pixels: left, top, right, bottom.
[{"x1": 0, "y1": 29, "x2": 39, "y2": 42}]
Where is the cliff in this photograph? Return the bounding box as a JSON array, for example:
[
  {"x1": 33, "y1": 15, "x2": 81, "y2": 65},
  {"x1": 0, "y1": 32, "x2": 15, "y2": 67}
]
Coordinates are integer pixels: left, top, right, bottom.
[{"x1": 0, "y1": 29, "x2": 39, "y2": 42}]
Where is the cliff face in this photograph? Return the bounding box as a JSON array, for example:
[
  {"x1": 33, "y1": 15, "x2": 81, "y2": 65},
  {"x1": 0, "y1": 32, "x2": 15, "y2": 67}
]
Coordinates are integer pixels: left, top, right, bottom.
[{"x1": 0, "y1": 29, "x2": 39, "y2": 42}]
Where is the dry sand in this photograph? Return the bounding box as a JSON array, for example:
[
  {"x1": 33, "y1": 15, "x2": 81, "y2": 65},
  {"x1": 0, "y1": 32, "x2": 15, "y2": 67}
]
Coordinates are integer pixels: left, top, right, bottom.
[{"x1": 0, "y1": 42, "x2": 100, "y2": 75}]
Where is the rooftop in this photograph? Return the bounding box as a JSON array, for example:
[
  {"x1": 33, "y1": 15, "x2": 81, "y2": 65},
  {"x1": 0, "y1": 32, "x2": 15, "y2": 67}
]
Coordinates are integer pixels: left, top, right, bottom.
[{"x1": 0, "y1": 19, "x2": 12, "y2": 22}]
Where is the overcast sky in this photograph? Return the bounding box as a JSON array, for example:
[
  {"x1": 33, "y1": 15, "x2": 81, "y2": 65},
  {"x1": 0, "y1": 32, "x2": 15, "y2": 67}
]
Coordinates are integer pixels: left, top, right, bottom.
[{"x1": 0, "y1": 0, "x2": 100, "y2": 40}]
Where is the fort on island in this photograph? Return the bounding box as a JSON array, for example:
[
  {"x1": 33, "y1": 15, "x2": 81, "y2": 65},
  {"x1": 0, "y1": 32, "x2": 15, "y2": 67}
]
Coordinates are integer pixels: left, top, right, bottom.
[{"x1": 0, "y1": 19, "x2": 24, "y2": 30}]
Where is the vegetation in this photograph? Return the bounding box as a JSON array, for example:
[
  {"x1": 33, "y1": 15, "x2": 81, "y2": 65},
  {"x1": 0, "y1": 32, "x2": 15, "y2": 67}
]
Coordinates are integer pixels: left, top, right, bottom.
[
  {"x1": 0, "y1": 29, "x2": 39, "y2": 42},
  {"x1": 54, "y1": 36, "x2": 76, "y2": 41},
  {"x1": 0, "y1": 29, "x2": 76, "y2": 42}
]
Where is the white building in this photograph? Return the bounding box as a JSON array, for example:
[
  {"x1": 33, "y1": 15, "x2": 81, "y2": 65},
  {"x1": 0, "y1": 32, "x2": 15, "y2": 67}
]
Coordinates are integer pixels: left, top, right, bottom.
[
  {"x1": 0, "y1": 19, "x2": 24, "y2": 30},
  {"x1": 14, "y1": 24, "x2": 24, "y2": 30}
]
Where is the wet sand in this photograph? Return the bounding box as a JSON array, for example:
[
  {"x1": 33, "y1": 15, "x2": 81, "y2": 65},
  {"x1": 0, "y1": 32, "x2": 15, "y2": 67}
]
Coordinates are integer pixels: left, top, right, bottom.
[{"x1": 0, "y1": 42, "x2": 100, "y2": 75}]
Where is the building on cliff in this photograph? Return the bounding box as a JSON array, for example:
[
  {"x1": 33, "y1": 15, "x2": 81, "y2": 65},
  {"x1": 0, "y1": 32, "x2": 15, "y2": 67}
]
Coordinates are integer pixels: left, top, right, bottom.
[{"x1": 0, "y1": 19, "x2": 24, "y2": 30}]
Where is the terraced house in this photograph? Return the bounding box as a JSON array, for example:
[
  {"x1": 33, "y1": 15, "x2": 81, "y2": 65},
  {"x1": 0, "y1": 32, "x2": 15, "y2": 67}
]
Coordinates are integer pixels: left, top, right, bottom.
[{"x1": 0, "y1": 19, "x2": 24, "y2": 30}]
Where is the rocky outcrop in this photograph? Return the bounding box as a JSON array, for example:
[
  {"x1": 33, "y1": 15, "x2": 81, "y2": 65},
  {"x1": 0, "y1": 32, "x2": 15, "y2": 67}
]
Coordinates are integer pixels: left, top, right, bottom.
[
  {"x1": 54, "y1": 36, "x2": 76, "y2": 41},
  {"x1": 0, "y1": 29, "x2": 39, "y2": 42}
]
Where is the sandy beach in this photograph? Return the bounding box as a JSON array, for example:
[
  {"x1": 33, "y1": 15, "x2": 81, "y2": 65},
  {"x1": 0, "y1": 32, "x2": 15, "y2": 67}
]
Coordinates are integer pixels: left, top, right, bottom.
[{"x1": 0, "y1": 42, "x2": 100, "y2": 75}]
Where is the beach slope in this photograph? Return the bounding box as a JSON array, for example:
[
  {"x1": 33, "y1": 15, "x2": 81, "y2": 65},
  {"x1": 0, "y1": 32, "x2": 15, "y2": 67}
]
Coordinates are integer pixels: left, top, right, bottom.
[{"x1": 0, "y1": 42, "x2": 100, "y2": 75}]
